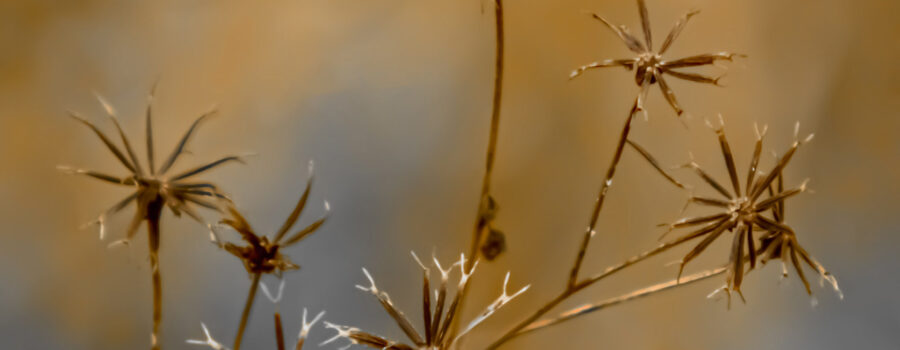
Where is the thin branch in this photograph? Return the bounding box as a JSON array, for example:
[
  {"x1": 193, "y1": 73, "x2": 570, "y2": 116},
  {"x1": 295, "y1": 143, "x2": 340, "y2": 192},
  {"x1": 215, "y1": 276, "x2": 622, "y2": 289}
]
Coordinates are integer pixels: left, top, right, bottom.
[
  {"x1": 455, "y1": 0, "x2": 506, "y2": 340},
  {"x1": 233, "y1": 273, "x2": 262, "y2": 350},
  {"x1": 466, "y1": 0, "x2": 506, "y2": 271},
  {"x1": 515, "y1": 267, "x2": 727, "y2": 338},
  {"x1": 147, "y1": 199, "x2": 164, "y2": 350},
  {"x1": 569, "y1": 97, "x2": 639, "y2": 288}
]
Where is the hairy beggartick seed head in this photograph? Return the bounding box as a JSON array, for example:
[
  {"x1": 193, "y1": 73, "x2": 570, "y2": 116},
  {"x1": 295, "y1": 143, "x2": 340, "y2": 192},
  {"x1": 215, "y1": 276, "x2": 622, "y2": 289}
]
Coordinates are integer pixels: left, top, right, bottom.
[
  {"x1": 61, "y1": 88, "x2": 246, "y2": 244},
  {"x1": 570, "y1": 0, "x2": 743, "y2": 117},
  {"x1": 322, "y1": 252, "x2": 529, "y2": 350},
  {"x1": 210, "y1": 161, "x2": 330, "y2": 277},
  {"x1": 661, "y1": 119, "x2": 831, "y2": 304}
]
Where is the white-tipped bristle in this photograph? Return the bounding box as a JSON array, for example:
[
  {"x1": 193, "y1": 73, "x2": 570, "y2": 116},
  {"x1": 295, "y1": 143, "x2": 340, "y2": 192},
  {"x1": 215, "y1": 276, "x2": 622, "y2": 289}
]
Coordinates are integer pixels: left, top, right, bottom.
[
  {"x1": 323, "y1": 200, "x2": 331, "y2": 212},
  {"x1": 356, "y1": 268, "x2": 378, "y2": 294},
  {"x1": 299, "y1": 308, "x2": 326, "y2": 339},
  {"x1": 307, "y1": 159, "x2": 315, "y2": 177},
  {"x1": 822, "y1": 274, "x2": 844, "y2": 300},
  {"x1": 432, "y1": 254, "x2": 454, "y2": 281},
  {"x1": 107, "y1": 239, "x2": 129, "y2": 249},
  {"x1": 186, "y1": 323, "x2": 229, "y2": 350},
  {"x1": 98, "y1": 219, "x2": 107, "y2": 241},
  {"x1": 260, "y1": 279, "x2": 286, "y2": 304},
  {"x1": 320, "y1": 322, "x2": 358, "y2": 348},
  {"x1": 93, "y1": 92, "x2": 117, "y2": 117},
  {"x1": 411, "y1": 251, "x2": 429, "y2": 273},
  {"x1": 56, "y1": 165, "x2": 76, "y2": 174}
]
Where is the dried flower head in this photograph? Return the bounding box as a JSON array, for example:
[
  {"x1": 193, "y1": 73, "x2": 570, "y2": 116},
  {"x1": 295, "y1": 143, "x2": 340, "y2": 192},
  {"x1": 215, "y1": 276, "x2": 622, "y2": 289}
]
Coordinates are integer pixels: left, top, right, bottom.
[
  {"x1": 570, "y1": 0, "x2": 743, "y2": 117},
  {"x1": 210, "y1": 161, "x2": 330, "y2": 277},
  {"x1": 209, "y1": 162, "x2": 329, "y2": 350},
  {"x1": 322, "y1": 252, "x2": 529, "y2": 350},
  {"x1": 61, "y1": 88, "x2": 245, "y2": 244},
  {"x1": 662, "y1": 118, "x2": 816, "y2": 302},
  {"x1": 62, "y1": 87, "x2": 246, "y2": 349}
]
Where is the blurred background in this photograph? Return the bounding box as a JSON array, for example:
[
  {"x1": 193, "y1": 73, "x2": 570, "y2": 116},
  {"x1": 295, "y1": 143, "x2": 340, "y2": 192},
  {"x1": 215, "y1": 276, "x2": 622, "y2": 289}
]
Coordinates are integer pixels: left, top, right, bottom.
[{"x1": 1, "y1": 0, "x2": 897, "y2": 349}]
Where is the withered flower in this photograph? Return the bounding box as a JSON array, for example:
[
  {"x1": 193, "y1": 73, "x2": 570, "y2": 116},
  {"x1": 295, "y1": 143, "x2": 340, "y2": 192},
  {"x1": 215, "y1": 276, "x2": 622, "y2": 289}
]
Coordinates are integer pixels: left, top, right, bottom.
[
  {"x1": 208, "y1": 162, "x2": 329, "y2": 350},
  {"x1": 61, "y1": 91, "x2": 244, "y2": 243},
  {"x1": 570, "y1": 0, "x2": 743, "y2": 117},
  {"x1": 61, "y1": 88, "x2": 245, "y2": 349},
  {"x1": 322, "y1": 252, "x2": 529, "y2": 350},
  {"x1": 662, "y1": 118, "x2": 814, "y2": 302}
]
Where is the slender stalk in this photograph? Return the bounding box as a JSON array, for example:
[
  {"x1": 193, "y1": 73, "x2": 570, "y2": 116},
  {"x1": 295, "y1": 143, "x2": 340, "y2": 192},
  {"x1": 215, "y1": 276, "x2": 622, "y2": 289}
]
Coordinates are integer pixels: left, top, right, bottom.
[
  {"x1": 568, "y1": 98, "x2": 640, "y2": 288},
  {"x1": 146, "y1": 199, "x2": 164, "y2": 350},
  {"x1": 466, "y1": 0, "x2": 506, "y2": 270},
  {"x1": 513, "y1": 267, "x2": 727, "y2": 340},
  {"x1": 234, "y1": 273, "x2": 262, "y2": 350},
  {"x1": 274, "y1": 312, "x2": 286, "y2": 350},
  {"x1": 454, "y1": 0, "x2": 506, "y2": 340}
]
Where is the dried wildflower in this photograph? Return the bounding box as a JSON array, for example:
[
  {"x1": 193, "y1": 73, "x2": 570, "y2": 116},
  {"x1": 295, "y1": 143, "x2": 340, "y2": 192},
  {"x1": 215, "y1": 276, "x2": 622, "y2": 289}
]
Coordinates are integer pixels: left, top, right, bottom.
[
  {"x1": 208, "y1": 161, "x2": 330, "y2": 350},
  {"x1": 662, "y1": 118, "x2": 815, "y2": 302},
  {"x1": 211, "y1": 162, "x2": 329, "y2": 278},
  {"x1": 61, "y1": 88, "x2": 244, "y2": 349},
  {"x1": 322, "y1": 252, "x2": 529, "y2": 350},
  {"x1": 62, "y1": 91, "x2": 244, "y2": 244},
  {"x1": 570, "y1": 0, "x2": 743, "y2": 117}
]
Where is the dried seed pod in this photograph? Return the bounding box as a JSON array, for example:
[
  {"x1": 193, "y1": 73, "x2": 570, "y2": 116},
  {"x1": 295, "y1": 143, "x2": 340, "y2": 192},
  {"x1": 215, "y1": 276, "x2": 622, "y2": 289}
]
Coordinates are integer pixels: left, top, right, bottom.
[
  {"x1": 209, "y1": 163, "x2": 330, "y2": 350},
  {"x1": 658, "y1": 120, "x2": 837, "y2": 301},
  {"x1": 570, "y1": 0, "x2": 744, "y2": 117}
]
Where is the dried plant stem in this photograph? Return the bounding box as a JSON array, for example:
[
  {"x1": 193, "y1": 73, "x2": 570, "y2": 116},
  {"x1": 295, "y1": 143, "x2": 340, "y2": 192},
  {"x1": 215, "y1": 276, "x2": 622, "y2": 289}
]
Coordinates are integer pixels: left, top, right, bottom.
[
  {"x1": 569, "y1": 98, "x2": 640, "y2": 288},
  {"x1": 455, "y1": 0, "x2": 506, "y2": 340},
  {"x1": 274, "y1": 312, "x2": 286, "y2": 350},
  {"x1": 515, "y1": 267, "x2": 727, "y2": 338},
  {"x1": 146, "y1": 199, "x2": 164, "y2": 350},
  {"x1": 487, "y1": 235, "x2": 690, "y2": 350},
  {"x1": 466, "y1": 0, "x2": 506, "y2": 269},
  {"x1": 234, "y1": 272, "x2": 262, "y2": 350}
]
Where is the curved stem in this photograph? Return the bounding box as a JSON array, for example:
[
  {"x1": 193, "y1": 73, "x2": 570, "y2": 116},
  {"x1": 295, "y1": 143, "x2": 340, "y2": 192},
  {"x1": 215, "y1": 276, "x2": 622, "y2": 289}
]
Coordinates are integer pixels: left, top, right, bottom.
[
  {"x1": 466, "y1": 0, "x2": 506, "y2": 270},
  {"x1": 455, "y1": 0, "x2": 506, "y2": 340},
  {"x1": 515, "y1": 267, "x2": 726, "y2": 339},
  {"x1": 234, "y1": 273, "x2": 262, "y2": 350},
  {"x1": 569, "y1": 99, "x2": 639, "y2": 288},
  {"x1": 146, "y1": 199, "x2": 164, "y2": 350}
]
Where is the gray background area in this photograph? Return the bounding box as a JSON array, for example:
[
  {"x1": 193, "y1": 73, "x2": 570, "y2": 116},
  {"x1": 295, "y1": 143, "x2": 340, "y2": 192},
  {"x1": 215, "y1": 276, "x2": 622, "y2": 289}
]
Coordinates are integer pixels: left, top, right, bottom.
[{"x1": 0, "y1": 0, "x2": 897, "y2": 349}]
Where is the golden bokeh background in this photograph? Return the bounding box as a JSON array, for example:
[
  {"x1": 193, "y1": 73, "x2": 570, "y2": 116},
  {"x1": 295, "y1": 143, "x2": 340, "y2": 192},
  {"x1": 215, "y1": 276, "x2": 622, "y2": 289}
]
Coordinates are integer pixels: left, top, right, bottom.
[{"x1": 0, "y1": 0, "x2": 897, "y2": 349}]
